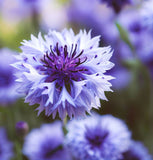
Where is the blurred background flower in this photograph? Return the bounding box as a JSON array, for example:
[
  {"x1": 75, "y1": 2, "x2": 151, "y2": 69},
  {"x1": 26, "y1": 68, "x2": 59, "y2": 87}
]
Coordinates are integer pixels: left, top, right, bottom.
[
  {"x1": 15, "y1": 121, "x2": 29, "y2": 138},
  {"x1": 22, "y1": 121, "x2": 70, "y2": 160},
  {"x1": 122, "y1": 141, "x2": 152, "y2": 160},
  {"x1": 0, "y1": 48, "x2": 21, "y2": 106},
  {"x1": 0, "y1": 0, "x2": 153, "y2": 159},
  {"x1": 100, "y1": 0, "x2": 133, "y2": 13},
  {"x1": 66, "y1": 114, "x2": 131, "y2": 160},
  {"x1": 0, "y1": 128, "x2": 14, "y2": 160}
]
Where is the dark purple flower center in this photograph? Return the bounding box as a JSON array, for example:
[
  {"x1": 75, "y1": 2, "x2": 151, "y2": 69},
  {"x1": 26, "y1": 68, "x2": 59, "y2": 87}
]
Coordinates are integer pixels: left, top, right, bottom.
[
  {"x1": 24, "y1": 0, "x2": 38, "y2": 3},
  {"x1": 129, "y1": 21, "x2": 143, "y2": 33},
  {"x1": 0, "y1": 70, "x2": 13, "y2": 87},
  {"x1": 40, "y1": 138, "x2": 63, "y2": 159},
  {"x1": 123, "y1": 150, "x2": 140, "y2": 160},
  {"x1": 101, "y1": 0, "x2": 132, "y2": 13},
  {"x1": 85, "y1": 125, "x2": 109, "y2": 148},
  {"x1": 42, "y1": 146, "x2": 63, "y2": 159},
  {"x1": 41, "y1": 43, "x2": 89, "y2": 91}
]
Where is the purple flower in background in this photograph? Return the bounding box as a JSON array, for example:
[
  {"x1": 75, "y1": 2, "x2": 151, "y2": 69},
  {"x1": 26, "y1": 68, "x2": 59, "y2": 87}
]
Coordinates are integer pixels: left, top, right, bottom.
[
  {"x1": 23, "y1": 121, "x2": 70, "y2": 160},
  {"x1": 117, "y1": 9, "x2": 153, "y2": 78},
  {"x1": 109, "y1": 67, "x2": 131, "y2": 89},
  {"x1": 0, "y1": 48, "x2": 20, "y2": 106},
  {"x1": 0, "y1": 0, "x2": 67, "y2": 30},
  {"x1": 67, "y1": 0, "x2": 99, "y2": 28},
  {"x1": 67, "y1": 0, "x2": 118, "y2": 40},
  {"x1": 0, "y1": 128, "x2": 14, "y2": 160},
  {"x1": 0, "y1": 0, "x2": 41, "y2": 25},
  {"x1": 13, "y1": 29, "x2": 114, "y2": 119},
  {"x1": 141, "y1": 0, "x2": 153, "y2": 31},
  {"x1": 67, "y1": 0, "x2": 133, "y2": 90},
  {"x1": 39, "y1": 0, "x2": 68, "y2": 31},
  {"x1": 66, "y1": 114, "x2": 131, "y2": 160},
  {"x1": 122, "y1": 141, "x2": 152, "y2": 160},
  {"x1": 15, "y1": 121, "x2": 29, "y2": 137},
  {"x1": 100, "y1": 0, "x2": 133, "y2": 13},
  {"x1": 23, "y1": 0, "x2": 38, "y2": 3}
]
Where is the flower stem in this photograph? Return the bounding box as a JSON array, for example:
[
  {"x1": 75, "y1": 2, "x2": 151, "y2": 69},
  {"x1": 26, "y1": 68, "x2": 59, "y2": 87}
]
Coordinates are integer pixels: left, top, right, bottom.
[{"x1": 62, "y1": 115, "x2": 68, "y2": 135}]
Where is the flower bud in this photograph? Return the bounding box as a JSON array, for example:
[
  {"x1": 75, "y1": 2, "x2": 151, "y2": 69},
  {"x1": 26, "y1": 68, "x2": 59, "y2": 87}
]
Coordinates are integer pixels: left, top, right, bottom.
[{"x1": 15, "y1": 121, "x2": 29, "y2": 138}]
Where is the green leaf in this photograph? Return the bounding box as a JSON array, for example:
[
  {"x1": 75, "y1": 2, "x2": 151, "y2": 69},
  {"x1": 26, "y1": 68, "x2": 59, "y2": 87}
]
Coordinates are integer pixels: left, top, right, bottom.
[{"x1": 115, "y1": 22, "x2": 135, "y2": 52}]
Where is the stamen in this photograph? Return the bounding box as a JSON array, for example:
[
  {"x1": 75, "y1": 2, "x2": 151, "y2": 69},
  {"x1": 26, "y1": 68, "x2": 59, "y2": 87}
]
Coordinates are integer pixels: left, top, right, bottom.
[
  {"x1": 75, "y1": 50, "x2": 84, "y2": 59},
  {"x1": 43, "y1": 64, "x2": 52, "y2": 68},
  {"x1": 41, "y1": 55, "x2": 47, "y2": 63},
  {"x1": 56, "y1": 43, "x2": 60, "y2": 56},
  {"x1": 72, "y1": 44, "x2": 77, "y2": 58},
  {"x1": 80, "y1": 57, "x2": 87, "y2": 64},
  {"x1": 46, "y1": 52, "x2": 54, "y2": 62},
  {"x1": 55, "y1": 65, "x2": 58, "y2": 70},
  {"x1": 64, "y1": 45, "x2": 68, "y2": 58},
  {"x1": 75, "y1": 57, "x2": 87, "y2": 67},
  {"x1": 69, "y1": 44, "x2": 74, "y2": 57},
  {"x1": 50, "y1": 45, "x2": 56, "y2": 57}
]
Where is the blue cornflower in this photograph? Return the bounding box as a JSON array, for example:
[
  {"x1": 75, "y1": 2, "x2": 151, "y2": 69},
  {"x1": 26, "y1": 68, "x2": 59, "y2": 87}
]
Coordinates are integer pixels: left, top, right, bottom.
[
  {"x1": 65, "y1": 114, "x2": 131, "y2": 160},
  {"x1": 23, "y1": 0, "x2": 38, "y2": 3},
  {"x1": 141, "y1": 0, "x2": 153, "y2": 31},
  {"x1": 117, "y1": 9, "x2": 153, "y2": 78},
  {"x1": 100, "y1": 0, "x2": 133, "y2": 13},
  {"x1": 22, "y1": 121, "x2": 71, "y2": 160},
  {"x1": 0, "y1": 48, "x2": 20, "y2": 106},
  {"x1": 0, "y1": 128, "x2": 14, "y2": 160},
  {"x1": 13, "y1": 29, "x2": 114, "y2": 119},
  {"x1": 67, "y1": 0, "x2": 118, "y2": 39},
  {"x1": 122, "y1": 141, "x2": 152, "y2": 160},
  {"x1": 15, "y1": 121, "x2": 29, "y2": 137}
]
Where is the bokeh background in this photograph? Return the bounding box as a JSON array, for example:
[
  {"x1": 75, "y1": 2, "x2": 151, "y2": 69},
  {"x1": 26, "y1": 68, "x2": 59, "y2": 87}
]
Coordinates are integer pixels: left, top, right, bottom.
[{"x1": 0, "y1": 0, "x2": 153, "y2": 159}]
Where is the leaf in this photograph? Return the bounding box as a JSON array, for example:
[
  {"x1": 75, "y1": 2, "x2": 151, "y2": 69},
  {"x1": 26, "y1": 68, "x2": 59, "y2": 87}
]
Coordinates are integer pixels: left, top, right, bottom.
[{"x1": 115, "y1": 22, "x2": 135, "y2": 52}]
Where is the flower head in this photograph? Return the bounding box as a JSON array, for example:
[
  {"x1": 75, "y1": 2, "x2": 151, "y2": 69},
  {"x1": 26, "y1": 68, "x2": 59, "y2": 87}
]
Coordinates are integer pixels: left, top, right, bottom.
[
  {"x1": 100, "y1": 0, "x2": 133, "y2": 13},
  {"x1": 0, "y1": 48, "x2": 20, "y2": 106},
  {"x1": 15, "y1": 121, "x2": 29, "y2": 137},
  {"x1": 0, "y1": 0, "x2": 41, "y2": 25},
  {"x1": 13, "y1": 29, "x2": 114, "y2": 119},
  {"x1": 22, "y1": 121, "x2": 70, "y2": 160},
  {"x1": 65, "y1": 114, "x2": 131, "y2": 160},
  {"x1": 122, "y1": 141, "x2": 152, "y2": 160},
  {"x1": 0, "y1": 128, "x2": 14, "y2": 160},
  {"x1": 39, "y1": 0, "x2": 68, "y2": 31},
  {"x1": 117, "y1": 9, "x2": 153, "y2": 78},
  {"x1": 141, "y1": 0, "x2": 153, "y2": 31}
]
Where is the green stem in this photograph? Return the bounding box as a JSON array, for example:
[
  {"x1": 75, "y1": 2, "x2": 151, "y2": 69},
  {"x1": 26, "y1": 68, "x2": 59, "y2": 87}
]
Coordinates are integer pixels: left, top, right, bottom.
[
  {"x1": 62, "y1": 115, "x2": 68, "y2": 135},
  {"x1": 14, "y1": 141, "x2": 23, "y2": 160}
]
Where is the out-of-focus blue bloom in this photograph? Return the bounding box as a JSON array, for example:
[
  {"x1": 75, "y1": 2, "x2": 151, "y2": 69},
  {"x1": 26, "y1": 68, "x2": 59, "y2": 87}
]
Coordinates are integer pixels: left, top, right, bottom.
[
  {"x1": 0, "y1": 128, "x2": 14, "y2": 160},
  {"x1": 0, "y1": 0, "x2": 41, "y2": 25},
  {"x1": 67, "y1": 0, "x2": 117, "y2": 39},
  {"x1": 67, "y1": 0, "x2": 132, "y2": 90},
  {"x1": 23, "y1": 0, "x2": 38, "y2": 3},
  {"x1": 141, "y1": 0, "x2": 153, "y2": 31},
  {"x1": 67, "y1": 0, "x2": 99, "y2": 29},
  {"x1": 110, "y1": 67, "x2": 131, "y2": 89},
  {"x1": 122, "y1": 141, "x2": 152, "y2": 160},
  {"x1": 0, "y1": 0, "x2": 67, "y2": 30},
  {"x1": 66, "y1": 114, "x2": 131, "y2": 160},
  {"x1": 23, "y1": 121, "x2": 70, "y2": 160},
  {"x1": 39, "y1": 0, "x2": 68, "y2": 31},
  {"x1": 117, "y1": 9, "x2": 153, "y2": 77},
  {"x1": 15, "y1": 121, "x2": 29, "y2": 137},
  {"x1": 13, "y1": 29, "x2": 114, "y2": 119},
  {"x1": 0, "y1": 48, "x2": 20, "y2": 106},
  {"x1": 100, "y1": 0, "x2": 133, "y2": 13}
]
